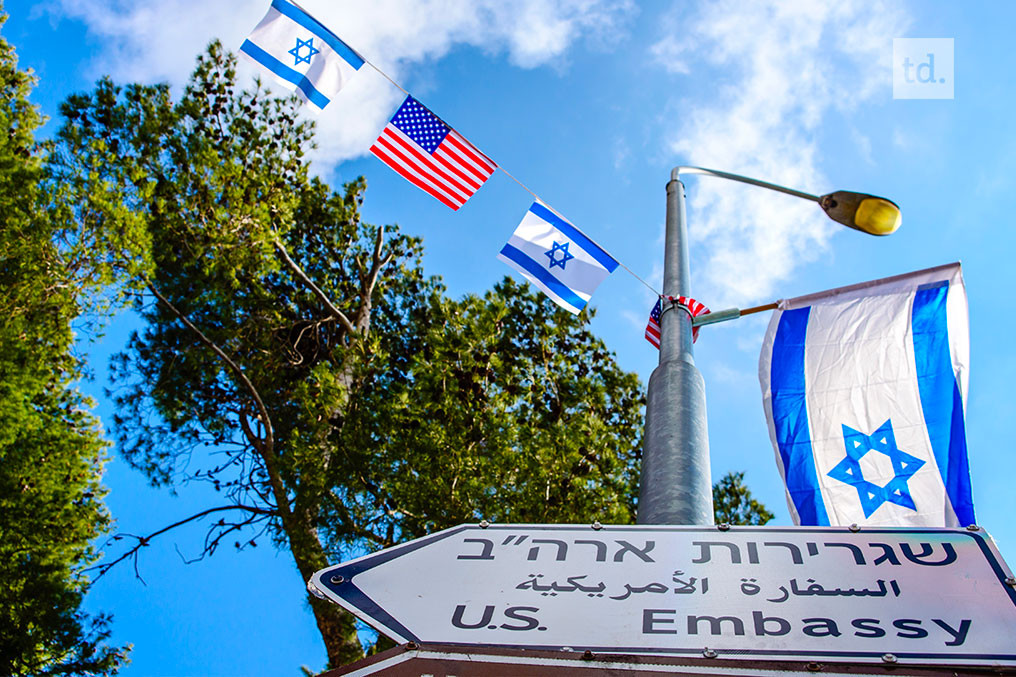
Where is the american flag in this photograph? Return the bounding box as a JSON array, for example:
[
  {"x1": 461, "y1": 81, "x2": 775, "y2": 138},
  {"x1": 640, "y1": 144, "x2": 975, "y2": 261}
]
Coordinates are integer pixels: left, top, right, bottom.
[
  {"x1": 370, "y1": 95, "x2": 496, "y2": 210},
  {"x1": 645, "y1": 295, "x2": 710, "y2": 348}
]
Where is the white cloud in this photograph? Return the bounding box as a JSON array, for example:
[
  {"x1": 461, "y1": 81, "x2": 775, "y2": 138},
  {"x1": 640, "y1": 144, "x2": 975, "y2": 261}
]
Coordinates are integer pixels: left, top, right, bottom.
[
  {"x1": 892, "y1": 126, "x2": 914, "y2": 150},
  {"x1": 706, "y1": 360, "x2": 749, "y2": 386},
  {"x1": 651, "y1": 0, "x2": 909, "y2": 307},
  {"x1": 619, "y1": 308, "x2": 643, "y2": 331},
  {"x1": 42, "y1": 0, "x2": 634, "y2": 169},
  {"x1": 734, "y1": 314, "x2": 771, "y2": 353},
  {"x1": 850, "y1": 127, "x2": 874, "y2": 165}
]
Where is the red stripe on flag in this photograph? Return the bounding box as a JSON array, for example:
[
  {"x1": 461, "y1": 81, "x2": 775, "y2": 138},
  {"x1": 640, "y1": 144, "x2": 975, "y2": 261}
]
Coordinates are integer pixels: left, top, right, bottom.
[
  {"x1": 447, "y1": 130, "x2": 496, "y2": 171},
  {"x1": 676, "y1": 295, "x2": 709, "y2": 317},
  {"x1": 381, "y1": 129, "x2": 476, "y2": 200},
  {"x1": 375, "y1": 132, "x2": 471, "y2": 204},
  {"x1": 431, "y1": 145, "x2": 484, "y2": 192},
  {"x1": 370, "y1": 142, "x2": 461, "y2": 210},
  {"x1": 370, "y1": 118, "x2": 494, "y2": 210},
  {"x1": 372, "y1": 135, "x2": 467, "y2": 207},
  {"x1": 434, "y1": 135, "x2": 495, "y2": 189},
  {"x1": 444, "y1": 131, "x2": 497, "y2": 175},
  {"x1": 645, "y1": 322, "x2": 661, "y2": 348},
  {"x1": 371, "y1": 139, "x2": 462, "y2": 208},
  {"x1": 645, "y1": 296, "x2": 710, "y2": 349}
]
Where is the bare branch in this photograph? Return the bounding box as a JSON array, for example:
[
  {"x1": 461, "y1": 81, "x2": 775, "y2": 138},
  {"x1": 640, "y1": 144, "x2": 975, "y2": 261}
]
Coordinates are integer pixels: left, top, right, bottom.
[
  {"x1": 85, "y1": 504, "x2": 274, "y2": 582},
  {"x1": 237, "y1": 405, "x2": 267, "y2": 454},
  {"x1": 354, "y1": 225, "x2": 393, "y2": 334},
  {"x1": 273, "y1": 238, "x2": 356, "y2": 335},
  {"x1": 147, "y1": 283, "x2": 276, "y2": 454},
  {"x1": 146, "y1": 283, "x2": 294, "y2": 523}
]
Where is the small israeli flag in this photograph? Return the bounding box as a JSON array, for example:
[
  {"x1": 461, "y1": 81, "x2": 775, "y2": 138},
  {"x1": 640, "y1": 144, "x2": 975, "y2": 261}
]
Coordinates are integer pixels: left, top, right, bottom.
[
  {"x1": 240, "y1": 0, "x2": 364, "y2": 113},
  {"x1": 498, "y1": 202, "x2": 618, "y2": 314},
  {"x1": 759, "y1": 263, "x2": 973, "y2": 527}
]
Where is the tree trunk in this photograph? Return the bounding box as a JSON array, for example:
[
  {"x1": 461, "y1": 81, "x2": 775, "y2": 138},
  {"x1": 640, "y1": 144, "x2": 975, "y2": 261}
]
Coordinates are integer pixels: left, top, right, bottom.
[
  {"x1": 308, "y1": 595, "x2": 363, "y2": 667},
  {"x1": 285, "y1": 517, "x2": 364, "y2": 667}
]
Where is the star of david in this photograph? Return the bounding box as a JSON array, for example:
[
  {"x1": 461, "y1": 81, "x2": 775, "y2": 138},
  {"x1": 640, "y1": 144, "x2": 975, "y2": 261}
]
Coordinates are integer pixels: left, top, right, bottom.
[
  {"x1": 827, "y1": 419, "x2": 925, "y2": 519},
  {"x1": 289, "y1": 37, "x2": 320, "y2": 66},
  {"x1": 545, "y1": 241, "x2": 574, "y2": 270}
]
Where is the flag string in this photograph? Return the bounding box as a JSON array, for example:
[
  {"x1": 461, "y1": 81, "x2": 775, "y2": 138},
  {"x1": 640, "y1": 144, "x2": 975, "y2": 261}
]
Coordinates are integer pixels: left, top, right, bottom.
[
  {"x1": 493, "y1": 163, "x2": 662, "y2": 294},
  {"x1": 365, "y1": 62, "x2": 409, "y2": 97},
  {"x1": 616, "y1": 262, "x2": 662, "y2": 297},
  {"x1": 354, "y1": 44, "x2": 662, "y2": 298}
]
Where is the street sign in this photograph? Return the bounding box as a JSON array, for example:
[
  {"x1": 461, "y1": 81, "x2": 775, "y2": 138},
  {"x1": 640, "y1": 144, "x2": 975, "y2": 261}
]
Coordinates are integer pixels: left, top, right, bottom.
[
  {"x1": 323, "y1": 643, "x2": 1011, "y2": 676},
  {"x1": 310, "y1": 524, "x2": 1016, "y2": 667}
]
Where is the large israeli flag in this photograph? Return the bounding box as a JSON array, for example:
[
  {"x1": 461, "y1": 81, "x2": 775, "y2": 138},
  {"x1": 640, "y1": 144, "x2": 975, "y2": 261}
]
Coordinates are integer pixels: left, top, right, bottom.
[
  {"x1": 498, "y1": 202, "x2": 618, "y2": 314},
  {"x1": 759, "y1": 263, "x2": 973, "y2": 527},
  {"x1": 240, "y1": 0, "x2": 364, "y2": 113}
]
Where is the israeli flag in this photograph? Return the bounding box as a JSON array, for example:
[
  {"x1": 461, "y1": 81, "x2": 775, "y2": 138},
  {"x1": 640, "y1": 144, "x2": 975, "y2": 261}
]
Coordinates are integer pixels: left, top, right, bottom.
[
  {"x1": 498, "y1": 202, "x2": 618, "y2": 314},
  {"x1": 240, "y1": 0, "x2": 364, "y2": 113},
  {"x1": 759, "y1": 263, "x2": 973, "y2": 527}
]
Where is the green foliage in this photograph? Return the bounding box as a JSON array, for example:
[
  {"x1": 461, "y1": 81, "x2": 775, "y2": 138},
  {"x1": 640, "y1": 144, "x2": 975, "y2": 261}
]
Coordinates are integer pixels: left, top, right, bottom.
[
  {"x1": 334, "y1": 276, "x2": 644, "y2": 545},
  {"x1": 55, "y1": 39, "x2": 771, "y2": 668},
  {"x1": 0, "y1": 11, "x2": 127, "y2": 675},
  {"x1": 54, "y1": 42, "x2": 645, "y2": 665},
  {"x1": 712, "y1": 471, "x2": 774, "y2": 526}
]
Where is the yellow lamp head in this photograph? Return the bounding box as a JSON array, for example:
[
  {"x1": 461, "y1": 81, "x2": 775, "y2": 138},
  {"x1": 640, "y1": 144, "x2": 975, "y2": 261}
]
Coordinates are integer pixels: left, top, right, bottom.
[{"x1": 819, "y1": 191, "x2": 902, "y2": 236}]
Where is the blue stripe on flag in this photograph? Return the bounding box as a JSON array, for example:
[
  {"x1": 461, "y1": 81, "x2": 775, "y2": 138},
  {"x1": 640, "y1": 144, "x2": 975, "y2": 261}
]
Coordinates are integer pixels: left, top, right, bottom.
[
  {"x1": 499, "y1": 243, "x2": 587, "y2": 312},
  {"x1": 912, "y1": 280, "x2": 975, "y2": 526},
  {"x1": 270, "y1": 0, "x2": 365, "y2": 69},
  {"x1": 240, "y1": 40, "x2": 330, "y2": 110},
  {"x1": 770, "y1": 307, "x2": 830, "y2": 526},
  {"x1": 528, "y1": 202, "x2": 618, "y2": 273}
]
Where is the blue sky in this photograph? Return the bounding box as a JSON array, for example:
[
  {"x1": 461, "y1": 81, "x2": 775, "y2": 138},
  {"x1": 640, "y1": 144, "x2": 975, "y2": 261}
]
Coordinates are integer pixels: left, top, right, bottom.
[{"x1": 5, "y1": 0, "x2": 1016, "y2": 674}]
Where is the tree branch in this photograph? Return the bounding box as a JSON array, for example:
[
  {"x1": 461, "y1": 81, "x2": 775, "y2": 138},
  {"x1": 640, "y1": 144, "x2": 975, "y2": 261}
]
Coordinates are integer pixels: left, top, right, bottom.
[
  {"x1": 273, "y1": 237, "x2": 356, "y2": 335},
  {"x1": 354, "y1": 225, "x2": 393, "y2": 334},
  {"x1": 85, "y1": 504, "x2": 273, "y2": 582},
  {"x1": 146, "y1": 283, "x2": 293, "y2": 522},
  {"x1": 237, "y1": 405, "x2": 268, "y2": 456},
  {"x1": 147, "y1": 283, "x2": 275, "y2": 452}
]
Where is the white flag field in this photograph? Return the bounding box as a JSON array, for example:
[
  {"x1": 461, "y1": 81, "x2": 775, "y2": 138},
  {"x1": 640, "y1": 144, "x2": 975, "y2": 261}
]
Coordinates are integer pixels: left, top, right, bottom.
[
  {"x1": 498, "y1": 202, "x2": 618, "y2": 314},
  {"x1": 759, "y1": 263, "x2": 973, "y2": 528},
  {"x1": 240, "y1": 0, "x2": 364, "y2": 113}
]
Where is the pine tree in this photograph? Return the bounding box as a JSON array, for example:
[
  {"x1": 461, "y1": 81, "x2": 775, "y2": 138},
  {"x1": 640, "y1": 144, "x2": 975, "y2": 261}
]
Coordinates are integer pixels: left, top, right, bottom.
[
  {"x1": 54, "y1": 43, "x2": 643, "y2": 666},
  {"x1": 713, "y1": 471, "x2": 774, "y2": 526},
  {"x1": 0, "y1": 9, "x2": 127, "y2": 674}
]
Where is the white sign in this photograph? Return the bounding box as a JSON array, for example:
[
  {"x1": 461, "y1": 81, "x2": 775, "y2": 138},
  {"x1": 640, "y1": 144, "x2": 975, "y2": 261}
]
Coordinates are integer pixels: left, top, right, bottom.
[{"x1": 310, "y1": 524, "x2": 1016, "y2": 666}]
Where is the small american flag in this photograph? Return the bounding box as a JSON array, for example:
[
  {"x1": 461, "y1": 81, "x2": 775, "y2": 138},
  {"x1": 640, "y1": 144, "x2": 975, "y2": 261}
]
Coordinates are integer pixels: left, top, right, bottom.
[
  {"x1": 645, "y1": 298, "x2": 665, "y2": 348},
  {"x1": 370, "y1": 95, "x2": 496, "y2": 210},
  {"x1": 645, "y1": 295, "x2": 710, "y2": 348}
]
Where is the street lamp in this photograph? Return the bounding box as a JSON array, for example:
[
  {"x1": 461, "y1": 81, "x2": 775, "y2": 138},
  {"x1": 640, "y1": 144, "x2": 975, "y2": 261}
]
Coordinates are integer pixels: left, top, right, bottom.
[{"x1": 637, "y1": 166, "x2": 901, "y2": 526}]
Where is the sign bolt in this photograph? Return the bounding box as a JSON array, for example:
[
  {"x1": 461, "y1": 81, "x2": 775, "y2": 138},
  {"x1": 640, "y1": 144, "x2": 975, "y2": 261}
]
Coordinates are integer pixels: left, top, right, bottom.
[
  {"x1": 405, "y1": 642, "x2": 418, "y2": 651},
  {"x1": 966, "y1": 524, "x2": 980, "y2": 531},
  {"x1": 848, "y1": 523, "x2": 860, "y2": 532},
  {"x1": 1005, "y1": 577, "x2": 1016, "y2": 587},
  {"x1": 805, "y1": 662, "x2": 821, "y2": 672},
  {"x1": 582, "y1": 650, "x2": 594, "y2": 660},
  {"x1": 591, "y1": 521, "x2": 603, "y2": 530},
  {"x1": 329, "y1": 575, "x2": 345, "y2": 584},
  {"x1": 479, "y1": 520, "x2": 490, "y2": 529},
  {"x1": 717, "y1": 523, "x2": 730, "y2": 531},
  {"x1": 881, "y1": 653, "x2": 898, "y2": 664},
  {"x1": 702, "y1": 648, "x2": 717, "y2": 658}
]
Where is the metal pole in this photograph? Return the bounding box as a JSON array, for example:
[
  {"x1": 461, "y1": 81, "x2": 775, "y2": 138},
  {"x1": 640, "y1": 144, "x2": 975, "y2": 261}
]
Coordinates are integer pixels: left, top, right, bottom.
[
  {"x1": 671, "y1": 166, "x2": 822, "y2": 203},
  {"x1": 637, "y1": 176, "x2": 714, "y2": 525}
]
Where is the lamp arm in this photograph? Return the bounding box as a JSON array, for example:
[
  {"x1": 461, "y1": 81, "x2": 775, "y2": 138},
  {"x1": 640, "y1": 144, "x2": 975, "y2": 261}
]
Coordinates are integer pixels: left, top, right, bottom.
[{"x1": 672, "y1": 166, "x2": 821, "y2": 203}]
